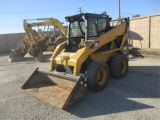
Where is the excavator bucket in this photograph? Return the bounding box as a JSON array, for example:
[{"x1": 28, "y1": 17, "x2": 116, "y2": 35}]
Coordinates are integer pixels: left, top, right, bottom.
[
  {"x1": 21, "y1": 69, "x2": 87, "y2": 109},
  {"x1": 8, "y1": 49, "x2": 23, "y2": 62}
]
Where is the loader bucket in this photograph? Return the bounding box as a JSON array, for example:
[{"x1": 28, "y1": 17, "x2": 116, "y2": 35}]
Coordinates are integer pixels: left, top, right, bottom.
[
  {"x1": 21, "y1": 69, "x2": 87, "y2": 109},
  {"x1": 8, "y1": 49, "x2": 23, "y2": 62}
]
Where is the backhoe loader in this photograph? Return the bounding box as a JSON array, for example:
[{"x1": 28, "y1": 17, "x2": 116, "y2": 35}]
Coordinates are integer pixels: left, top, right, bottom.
[
  {"x1": 9, "y1": 18, "x2": 67, "y2": 62},
  {"x1": 22, "y1": 13, "x2": 129, "y2": 109}
]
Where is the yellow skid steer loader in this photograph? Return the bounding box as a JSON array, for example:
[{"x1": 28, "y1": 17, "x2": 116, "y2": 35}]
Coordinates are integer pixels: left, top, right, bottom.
[
  {"x1": 22, "y1": 13, "x2": 129, "y2": 109},
  {"x1": 9, "y1": 18, "x2": 67, "y2": 62}
]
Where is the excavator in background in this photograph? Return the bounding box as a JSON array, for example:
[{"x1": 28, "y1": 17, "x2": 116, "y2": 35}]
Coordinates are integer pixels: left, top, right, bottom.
[
  {"x1": 22, "y1": 13, "x2": 129, "y2": 109},
  {"x1": 8, "y1": 18, "x2": 67, "y2": 62}
]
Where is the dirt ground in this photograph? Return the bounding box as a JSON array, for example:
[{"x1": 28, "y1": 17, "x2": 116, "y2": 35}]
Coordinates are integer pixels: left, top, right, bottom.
[{"x1": 0, "y1": 53, "x2": 159, "y2": 120}]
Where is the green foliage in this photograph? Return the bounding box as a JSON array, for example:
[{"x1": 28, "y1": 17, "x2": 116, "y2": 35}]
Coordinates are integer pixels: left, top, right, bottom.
[
  {"x1": 37, "y1": 29, "x2": 42, "y2": 32},
  {"x1": 132, "y1": 14, "x2": 140, "y2": 18}
]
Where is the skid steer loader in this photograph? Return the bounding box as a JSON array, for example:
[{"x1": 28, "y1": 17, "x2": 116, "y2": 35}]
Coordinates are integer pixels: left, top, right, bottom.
[
  {"x1": 22, "y1": 13, "x2": 129, "y2": 109},
  {"x1": 9, "y1": 18, "x2": 67, "y2": 62}
]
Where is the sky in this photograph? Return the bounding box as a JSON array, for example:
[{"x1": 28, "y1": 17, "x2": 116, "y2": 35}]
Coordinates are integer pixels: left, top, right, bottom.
[{"x1": 0, "y1": 0, "x2": 159, "y2": 34}]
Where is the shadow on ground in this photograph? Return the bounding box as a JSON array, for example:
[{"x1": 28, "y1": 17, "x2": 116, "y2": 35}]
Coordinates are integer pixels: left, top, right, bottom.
[
  {"x1": 11, "y1": 55, "x2": 51, "y2": 63},
  {"x1": 66, "y1": 65, "x2": 159, "y2": 118},
  {"x1": 0, "y1": 53, "x2": 51, "y2": 63}
]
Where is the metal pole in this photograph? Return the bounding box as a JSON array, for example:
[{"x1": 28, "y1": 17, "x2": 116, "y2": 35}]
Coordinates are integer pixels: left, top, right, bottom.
[
  {"x1": 119, "y1": 0, "x2": 121, "y2": 19},
  {"x1": 80, "y1": 7, "x2": 82, "y2": 13}
]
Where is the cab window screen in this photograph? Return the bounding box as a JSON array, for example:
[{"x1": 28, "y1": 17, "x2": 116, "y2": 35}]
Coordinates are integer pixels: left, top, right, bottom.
[{"x1": 88, "y1": 18, "x2": 106, "y2": 37}]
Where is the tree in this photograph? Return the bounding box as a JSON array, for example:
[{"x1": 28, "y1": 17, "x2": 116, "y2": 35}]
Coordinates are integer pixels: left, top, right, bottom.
[
  {"x1": 101, "y1": 11, "x2": 107, "y2": 15},
  {"x1": 132, "y1": 14, "x2": 140, "y2": 18},
  {"x1": 37, "y1": 29, "x2": 42, "y2": 32}
]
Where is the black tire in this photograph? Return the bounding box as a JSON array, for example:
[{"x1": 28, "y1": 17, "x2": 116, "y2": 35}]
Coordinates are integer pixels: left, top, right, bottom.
[
  {"x1": 110, "y1": 54, "x2": 128, "y2": 78},
  {"x1": 87, "y1": 61, "x2": 110, "y2": 91}
]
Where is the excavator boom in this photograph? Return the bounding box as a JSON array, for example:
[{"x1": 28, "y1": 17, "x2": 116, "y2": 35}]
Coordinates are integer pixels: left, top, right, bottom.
[{"x1": 9, "y1": 18, "x2": 67, "y2": 62}]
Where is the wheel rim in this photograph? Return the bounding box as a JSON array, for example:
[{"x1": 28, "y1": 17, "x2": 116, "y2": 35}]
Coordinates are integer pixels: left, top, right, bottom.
[
  {"x1": 97, "y1": 68, "x2": 107, "y2": 85},
  {"x1": 121, "y1": 59, "x2": 127, "y2": 74}
]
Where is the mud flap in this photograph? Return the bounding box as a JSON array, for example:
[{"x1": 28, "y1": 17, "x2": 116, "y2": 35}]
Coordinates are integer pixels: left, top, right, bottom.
[
  {"x1": 21, "y1": 68, "x2": 87, "y2": 109},
  {"x1": 8, "y1": 49, "x2": 23, "y2": 62}
]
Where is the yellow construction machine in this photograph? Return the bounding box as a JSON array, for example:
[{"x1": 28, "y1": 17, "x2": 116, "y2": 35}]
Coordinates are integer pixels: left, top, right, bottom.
[
  {"x1": 9, "y1": 18, "x2": 67, "y2": 62},
  {"x1": 22, "y1": 13, "x2": 129, "y2": 109}
]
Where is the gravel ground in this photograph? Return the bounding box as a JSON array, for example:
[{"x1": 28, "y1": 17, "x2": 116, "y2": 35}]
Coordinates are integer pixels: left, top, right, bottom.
[{"x1": 0, "y1": 53, "x2": 159, "y2": 120}]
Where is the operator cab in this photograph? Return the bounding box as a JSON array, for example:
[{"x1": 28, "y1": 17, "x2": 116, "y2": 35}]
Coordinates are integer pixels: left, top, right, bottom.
[{"x1": 65, "y1": 13, "x2": 111, "y2": 52}]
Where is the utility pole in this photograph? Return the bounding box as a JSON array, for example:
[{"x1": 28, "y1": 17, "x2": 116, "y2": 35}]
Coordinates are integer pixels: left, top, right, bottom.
[
  {"x1": 118, "y1": 0, "x2": 121, "y2": 19},
  {"x1": 78, "y1": 7, "x2": 82, "y2": 13}
]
